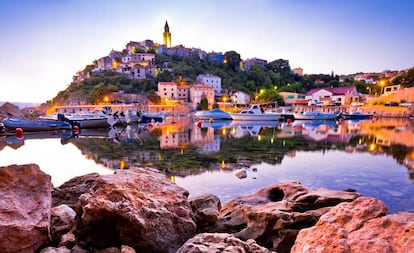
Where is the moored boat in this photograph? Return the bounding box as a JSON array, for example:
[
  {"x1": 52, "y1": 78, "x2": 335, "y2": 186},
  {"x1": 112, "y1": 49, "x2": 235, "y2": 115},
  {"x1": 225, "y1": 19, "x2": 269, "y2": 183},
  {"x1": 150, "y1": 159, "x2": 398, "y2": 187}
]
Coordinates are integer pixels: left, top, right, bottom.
[
  {"x1": 40, "y1": 113, "x2": 110, "y2": 128},
  {"x1": 2, "y1": 117, "x2": 73, "y2": 132},
  {"x1": 230, "y1": 104, "x2": 282, "y2": 121},
  {"x1": 194, "y1": 109, "x2": 232, "y2": 120},
  {"x1": 138, "y1": 111, "x2": 169, "y2": 124},
  {"x1": 338, "y1": 111, "x2": 373, "y2": 120},
  {"x1": 293, "y1": 111, "x2": 338, "y2": 120}
]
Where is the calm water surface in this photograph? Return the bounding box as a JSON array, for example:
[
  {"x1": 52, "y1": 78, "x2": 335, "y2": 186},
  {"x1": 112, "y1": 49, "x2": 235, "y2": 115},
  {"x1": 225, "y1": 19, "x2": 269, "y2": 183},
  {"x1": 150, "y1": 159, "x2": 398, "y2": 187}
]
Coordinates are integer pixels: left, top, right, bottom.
[{"x1": 1, "y1": 117, "x2": 413, "y2": 213}]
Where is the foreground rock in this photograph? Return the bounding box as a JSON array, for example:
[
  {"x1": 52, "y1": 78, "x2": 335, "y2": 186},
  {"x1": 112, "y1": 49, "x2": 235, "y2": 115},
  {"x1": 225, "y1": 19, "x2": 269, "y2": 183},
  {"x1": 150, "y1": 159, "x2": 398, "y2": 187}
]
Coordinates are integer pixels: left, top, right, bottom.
[
  {"x1": 0, "y1": 164, "x2": 52, "y2": 252},
  {"x1": 291, "y1": 196, "x2": 414, "y2": 253},
  {"x1": 214, "y1": 181, "x2": 360, "y2": 253},
  {"x1": 189, "y1": 194, "x2": 221, "y2": 232},
  {"x1": 75, "y1": 167, "x2": 196, "y2": 253},
  {"x1": 177, "y1": 233, "x2": 276, "y2": 253},
  {"x1": 52, "y1": 173, "x2": 100, "y2": 209}
]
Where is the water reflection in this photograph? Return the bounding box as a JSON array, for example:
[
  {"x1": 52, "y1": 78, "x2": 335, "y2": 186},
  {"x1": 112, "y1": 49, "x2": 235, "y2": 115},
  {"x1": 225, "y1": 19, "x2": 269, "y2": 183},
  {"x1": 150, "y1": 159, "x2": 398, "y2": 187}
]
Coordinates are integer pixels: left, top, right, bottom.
[{"x1": 0, "y1": 117, "x2": 413, "y2": 212}]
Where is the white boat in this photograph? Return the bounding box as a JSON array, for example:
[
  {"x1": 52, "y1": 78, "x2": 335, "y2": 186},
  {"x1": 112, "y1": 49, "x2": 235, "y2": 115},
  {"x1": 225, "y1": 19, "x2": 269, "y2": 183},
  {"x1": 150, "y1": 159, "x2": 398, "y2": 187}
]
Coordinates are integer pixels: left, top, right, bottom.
[
  {"x1": 230, "y1": 104, "x2": 282, "y2": 121},
  {"x1": 293, "y1": 111, "x2": 338, "y2": 120},
  {"x1": 40, "y1": 113, "x2": 110, "y2": 128},
  {"x1": 194, "y1": 109, "x2": 232, "y2": 120}
]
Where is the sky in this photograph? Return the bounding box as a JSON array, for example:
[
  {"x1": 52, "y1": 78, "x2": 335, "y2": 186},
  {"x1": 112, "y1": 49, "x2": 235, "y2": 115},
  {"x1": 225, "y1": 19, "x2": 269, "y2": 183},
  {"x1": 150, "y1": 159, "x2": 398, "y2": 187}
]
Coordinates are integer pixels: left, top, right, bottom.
[{"x1": 1, "y1": 0, "x2": 413, "y2": 103}]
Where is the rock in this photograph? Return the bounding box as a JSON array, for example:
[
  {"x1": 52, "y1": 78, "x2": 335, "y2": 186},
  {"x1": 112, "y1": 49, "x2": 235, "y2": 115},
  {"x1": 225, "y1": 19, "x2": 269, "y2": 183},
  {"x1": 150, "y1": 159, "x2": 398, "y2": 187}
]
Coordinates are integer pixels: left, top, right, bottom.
[
  {"x1": 236, "y1": 169, "x2": 248, "y2": 179},
  {"x1": 51, "y1": 204, "x2": 77, "y2": 243},
  {"x1": 52, "y1": 173, "x2": 100, "y2": 209},
  {"x1": 95, "y1": 247, "x2": 120, "y2": 253},
  {"x1": 189, "y1": 194, "x2": 221, "y2": 232},
  {"x1": 0, "y1": 164, "x2": 52, "y2": 253},
  {"x1": 59, "y1": 232, "x2": 76, "y2": 248},
  {"x1": 39, "y1": 246, "x2": 71, "y2": 253},
  {"x1": 215, "y1": 181, "x2": 360, "y2": 253},
  {"x1": 76, "y1": 167, "x2": 196, "y2": 252},
  {"x1": 120, "y1": 245, "x2": 136, "y2": 253},
  {"x1": 176, "y1": 233, "x2": 276, "y2": 253},
  {"x1": 291, "y1": 197, "x2": 414, "y2": 253}
]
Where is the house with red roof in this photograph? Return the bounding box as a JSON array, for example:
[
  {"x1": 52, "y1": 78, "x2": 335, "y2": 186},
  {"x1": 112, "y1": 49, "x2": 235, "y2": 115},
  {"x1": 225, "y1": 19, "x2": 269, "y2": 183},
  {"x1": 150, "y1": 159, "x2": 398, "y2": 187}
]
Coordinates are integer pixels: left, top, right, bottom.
[{"x1": 305, "y1": 87, "x2": 359, "y2": 105}]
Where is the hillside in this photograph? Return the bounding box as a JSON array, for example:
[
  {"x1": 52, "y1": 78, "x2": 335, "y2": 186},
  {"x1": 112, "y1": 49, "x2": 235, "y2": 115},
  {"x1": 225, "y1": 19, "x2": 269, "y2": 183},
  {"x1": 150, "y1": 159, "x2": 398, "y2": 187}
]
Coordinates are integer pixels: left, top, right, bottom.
[
  {"x1": 0, "y1": 102, "x2": 24, "y2": 120},
  {"x1": 50, "y1": 43, "x2": 414, "y2": 106}
]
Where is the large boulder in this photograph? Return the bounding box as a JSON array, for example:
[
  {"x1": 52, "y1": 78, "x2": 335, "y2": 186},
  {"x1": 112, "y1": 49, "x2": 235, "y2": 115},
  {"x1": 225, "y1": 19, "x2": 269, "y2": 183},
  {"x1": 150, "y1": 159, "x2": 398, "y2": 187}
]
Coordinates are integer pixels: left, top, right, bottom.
[
  {"x1": 215, "y1": 181, "x2": 360, "y2": 253},
  {"x1": 75, "y1": 167, "x2": 196, "y2": 253},
  {"x1": 0, "y1": 164, "x2": 52, "y2": 252},
  {"x1": 176, "y1": 233, "x2": 276, "y2": 253},
  {"x1": 291, "y1": 196, "x2": 414, "y2": 252},
  {"x1": 52, "y1": 173, "x2": 100, "y2": 209},
  {"x1": 189, "y1": 194, "x2": 221, "y2": 232}
]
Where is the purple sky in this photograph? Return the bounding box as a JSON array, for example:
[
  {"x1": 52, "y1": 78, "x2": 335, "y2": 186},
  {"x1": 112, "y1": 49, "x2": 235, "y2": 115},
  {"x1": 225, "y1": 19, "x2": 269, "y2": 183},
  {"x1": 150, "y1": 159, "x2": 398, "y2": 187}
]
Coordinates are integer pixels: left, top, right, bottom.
[{"x1": 1, "y1": 0, "x2": 413, "y2": 102}]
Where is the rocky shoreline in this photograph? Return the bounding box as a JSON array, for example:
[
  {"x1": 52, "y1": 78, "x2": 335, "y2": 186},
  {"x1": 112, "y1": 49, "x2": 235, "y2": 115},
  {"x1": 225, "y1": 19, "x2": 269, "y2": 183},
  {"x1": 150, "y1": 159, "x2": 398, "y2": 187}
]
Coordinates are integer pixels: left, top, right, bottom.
[{"x1": 1, "y1": 164, "x2": 413, "y2": 253}]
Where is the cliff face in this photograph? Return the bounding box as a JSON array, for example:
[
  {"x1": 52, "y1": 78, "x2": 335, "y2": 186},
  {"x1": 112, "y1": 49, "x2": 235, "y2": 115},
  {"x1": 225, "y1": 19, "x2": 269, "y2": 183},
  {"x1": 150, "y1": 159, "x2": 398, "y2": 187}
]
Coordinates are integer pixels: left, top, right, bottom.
[{"x1": 0, "y1": 102, "x2": 24, "y2": 120}]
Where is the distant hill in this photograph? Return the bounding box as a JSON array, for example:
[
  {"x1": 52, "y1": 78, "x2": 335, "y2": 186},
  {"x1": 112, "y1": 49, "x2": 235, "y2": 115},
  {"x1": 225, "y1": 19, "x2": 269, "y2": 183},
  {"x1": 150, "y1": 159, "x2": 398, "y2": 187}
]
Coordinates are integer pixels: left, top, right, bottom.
[
  {"x1": 0, "y1": 102, "x2": 25, "y2": 120},
  {"x1": 0, "y1": 101, "x2": 40, "y2": 109}
]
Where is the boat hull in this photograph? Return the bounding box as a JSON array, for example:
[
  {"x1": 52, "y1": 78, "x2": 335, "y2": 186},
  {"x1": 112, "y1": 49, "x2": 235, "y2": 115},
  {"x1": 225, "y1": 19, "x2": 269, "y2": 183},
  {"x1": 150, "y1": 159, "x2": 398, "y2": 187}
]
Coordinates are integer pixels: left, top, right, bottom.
[
  {"x1": 41, "y1": 113, "x2": 110, "y2": 128},
  {"x1": 338, "y1": 113, "x2": 373, "y2": 120},
  {"x1": 194, "y1": 110, "x2": 232, "y2": 120},
  {"x1": 75, "y1": 118, "x2": 110, "y2": 128},
  {"x1": 3, "y1": 118, "x2": 72, "y2": 132},
  {"x1": 230, "y1": 113, "x2": 281, "y2": 121},
  {"x1": 293, "y1": 112, "x2": 338, "y2": 120}
]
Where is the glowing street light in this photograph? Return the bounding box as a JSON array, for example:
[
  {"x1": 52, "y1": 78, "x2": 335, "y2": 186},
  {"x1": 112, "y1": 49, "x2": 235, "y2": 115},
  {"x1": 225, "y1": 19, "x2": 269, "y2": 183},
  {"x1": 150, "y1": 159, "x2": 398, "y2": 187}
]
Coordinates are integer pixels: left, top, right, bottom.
[{"x1": 379, "y1": 80, "x2": 385, "y2": 95}]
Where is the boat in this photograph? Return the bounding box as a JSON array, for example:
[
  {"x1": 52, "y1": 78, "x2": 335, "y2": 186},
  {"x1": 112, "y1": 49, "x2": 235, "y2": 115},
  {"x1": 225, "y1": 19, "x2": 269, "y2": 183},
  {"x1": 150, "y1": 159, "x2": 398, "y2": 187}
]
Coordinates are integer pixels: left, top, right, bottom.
[
  {"x1": 293, "y1": 111, "x2": 338, "y2": 120},
  {"x1": 230, "y1": 104, "x2": 282, "y2": 121},
  {"x1": 138, "y1": 111, "x2": 169, "y2": 124},
  {"x1": 2, "y1": 117, "x2": 73, "y2": 132},
  {"x1": 40, "y1": 113, "x2": 110, "y2": 128},
  {"x1": 338, "y1": 111, "x2": 373, "y2": 120},
  {"x1": 194, "y1": 109, "x2": 232, "y2": 120},
  {"x1": 0, "y1": 122, "x2": 5, "y2": 134}
]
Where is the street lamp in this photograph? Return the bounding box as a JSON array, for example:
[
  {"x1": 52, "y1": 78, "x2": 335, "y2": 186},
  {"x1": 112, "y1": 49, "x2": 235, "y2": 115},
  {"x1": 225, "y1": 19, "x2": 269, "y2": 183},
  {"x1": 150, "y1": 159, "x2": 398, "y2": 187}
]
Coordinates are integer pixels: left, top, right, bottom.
[{"x1": 380, "y1": 80, "x2": 385, "y2": 95}]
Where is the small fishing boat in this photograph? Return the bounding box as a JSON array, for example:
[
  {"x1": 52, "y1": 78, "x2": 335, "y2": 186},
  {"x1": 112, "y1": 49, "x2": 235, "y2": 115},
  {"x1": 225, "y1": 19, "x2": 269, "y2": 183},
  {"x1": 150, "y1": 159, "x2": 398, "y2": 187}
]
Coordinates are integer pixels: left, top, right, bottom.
[
  {"x1": 2, "y1": 117, "x2": 73, "y2": 132},
  {"x1": 337, "y1": 111, "x2": 373, "y2": 120},
  {"x1": 138, "y1": 111, "x2": 169, "y2": 124},
  {"x1": 194, "y1": 109, "x2": 232, "y2": 120},
  {"x1": 293, "y1": 111, "x2": 338, "y2": 120},
  {"x1": 40, "y1": 113, "x2": 110, "y2": 128}
]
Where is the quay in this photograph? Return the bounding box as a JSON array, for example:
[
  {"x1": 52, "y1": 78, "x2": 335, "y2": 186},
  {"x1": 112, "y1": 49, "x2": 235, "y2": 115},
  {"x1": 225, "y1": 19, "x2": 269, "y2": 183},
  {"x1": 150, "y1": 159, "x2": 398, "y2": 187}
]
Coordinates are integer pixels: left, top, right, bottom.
[{"x1": 294, "y1": 104, "x2": 412, "y2": 118}]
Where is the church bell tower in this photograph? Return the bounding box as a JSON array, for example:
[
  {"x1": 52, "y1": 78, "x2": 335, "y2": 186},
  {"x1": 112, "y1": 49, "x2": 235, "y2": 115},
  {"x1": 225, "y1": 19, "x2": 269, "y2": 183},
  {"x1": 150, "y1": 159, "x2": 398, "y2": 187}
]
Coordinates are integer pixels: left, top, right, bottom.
[{"x1": 163, "y1": 20, "x2": 172, "y2": 48}]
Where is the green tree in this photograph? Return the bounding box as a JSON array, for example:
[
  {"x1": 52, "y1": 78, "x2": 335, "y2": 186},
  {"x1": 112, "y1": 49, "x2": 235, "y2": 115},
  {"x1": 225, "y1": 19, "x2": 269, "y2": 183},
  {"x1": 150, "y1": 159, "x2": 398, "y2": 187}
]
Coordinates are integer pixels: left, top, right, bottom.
[
  {"x1": 197, "y1": 97, "x2": 209, "y2": 110},
  {"x1": 157, "y1": 70, "x2": 174, "y2": 82},
  {"x1": 257, "y1": 88, "x2": 285, "y2": 105},
  {"x1": 224, "y1": 51, "x2": 241, "y2": 71}
]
